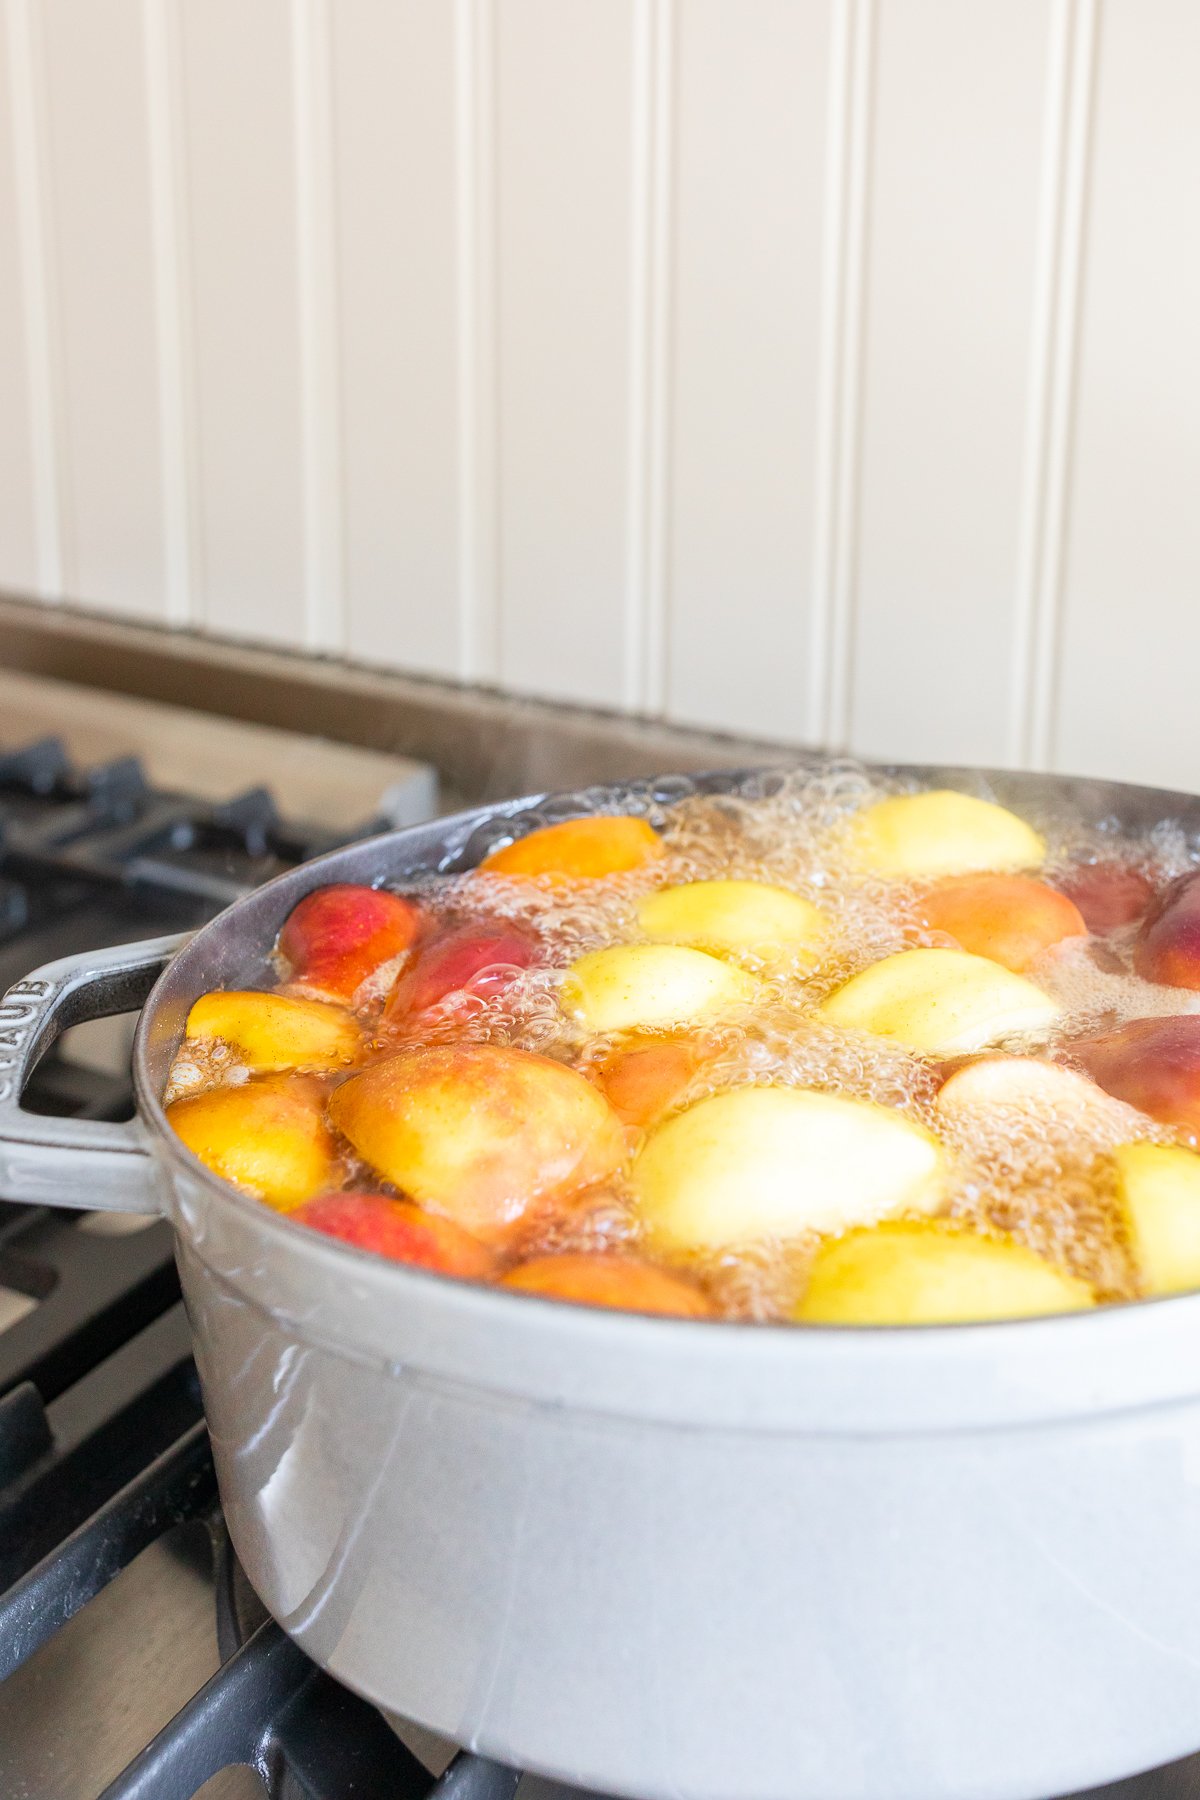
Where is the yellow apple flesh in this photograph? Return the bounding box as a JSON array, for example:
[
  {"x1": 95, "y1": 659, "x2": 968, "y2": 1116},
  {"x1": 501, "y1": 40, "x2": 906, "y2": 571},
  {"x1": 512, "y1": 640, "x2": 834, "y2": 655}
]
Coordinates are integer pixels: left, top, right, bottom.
[
  {"x1": 165, "y1": 1073, "x2": 338, "y2": 1211},
  {"x1": 631, "y1": 1084, "x2": 946, "y2": 1251},
  {"x1": 635, "y1": 880, "x2": 829, "y2": 966},
  {"x1": 819, "y1": 948, "x2": 1059, "y2": 1056},
  {"x1": 935, "y1": 1055, "x2": 1112, "y2": 1124},
  {"x1": 843, "y1": 790, "x2": 1045, "y2": 879},
  {"x1": 796, "y1": 1219, "x2": 1094, "y2": 1324},
  {"x1": 185, "y1": 989, "x2": 363, "y2": 1073},
  {"x1": 561, "y1": 944, "x2": 759, "y2": 1034},
  {"x1": 1114, "y1": 1141, "x2": 1200, "y2": 1296}
]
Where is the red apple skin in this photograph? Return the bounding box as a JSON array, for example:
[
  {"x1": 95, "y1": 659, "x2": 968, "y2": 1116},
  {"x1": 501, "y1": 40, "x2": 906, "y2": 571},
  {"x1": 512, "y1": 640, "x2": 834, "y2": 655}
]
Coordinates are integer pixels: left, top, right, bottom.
[
  {"x1": 291, "y1": 1192, "x2": 495, "y2": 1279},
  {"x1": 278, "y1": 884, "x2": 422, "y2": 1000},
  {"x1": 385, "y1": 922, "x2": 538, "y2": 1023},
  {"x1": 1071, "y1": 1015, "x2": 1200, "y2": 1137},
  {"x1": 1133, "y1": 871, "x2": 1200, "y2": 989},
  {"x1": 1058, "y1": 862, "x2": 1156, "y2": 934}
]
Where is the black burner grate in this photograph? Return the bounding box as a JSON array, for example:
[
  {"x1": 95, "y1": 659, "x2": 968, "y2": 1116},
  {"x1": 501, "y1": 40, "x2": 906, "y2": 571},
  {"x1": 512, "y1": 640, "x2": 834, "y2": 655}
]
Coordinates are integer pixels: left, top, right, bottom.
[{"x1": 0, "y1": 734, "x2": 383, "y2": 989}]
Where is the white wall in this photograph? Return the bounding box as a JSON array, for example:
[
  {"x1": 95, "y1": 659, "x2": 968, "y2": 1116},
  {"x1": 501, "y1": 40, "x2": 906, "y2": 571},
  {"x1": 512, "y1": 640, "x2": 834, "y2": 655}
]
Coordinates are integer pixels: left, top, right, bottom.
[{"x1": 1, "y1": 0, "x2": 1197, "y2": 785}]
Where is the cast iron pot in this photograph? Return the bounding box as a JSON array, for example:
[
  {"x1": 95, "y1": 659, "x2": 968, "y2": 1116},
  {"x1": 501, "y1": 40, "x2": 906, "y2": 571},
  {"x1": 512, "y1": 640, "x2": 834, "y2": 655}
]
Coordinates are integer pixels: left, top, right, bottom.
[{"x1": 3, "y1": 765, "x2": 1200, "y2": 1800}]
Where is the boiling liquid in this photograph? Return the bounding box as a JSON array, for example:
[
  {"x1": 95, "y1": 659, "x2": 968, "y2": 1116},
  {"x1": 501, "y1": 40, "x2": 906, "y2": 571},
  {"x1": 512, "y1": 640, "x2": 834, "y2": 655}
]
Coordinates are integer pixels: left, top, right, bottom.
[{"x1": 165, "y1": 763, "x2": 1199, "y2": 1320}]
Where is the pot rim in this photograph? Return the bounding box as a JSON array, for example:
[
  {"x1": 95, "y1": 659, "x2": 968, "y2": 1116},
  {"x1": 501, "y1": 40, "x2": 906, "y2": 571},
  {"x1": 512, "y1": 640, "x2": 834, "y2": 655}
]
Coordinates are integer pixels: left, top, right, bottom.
[{"x1": 133, "y1": 761, "x2": 1200, "y2": 1433}]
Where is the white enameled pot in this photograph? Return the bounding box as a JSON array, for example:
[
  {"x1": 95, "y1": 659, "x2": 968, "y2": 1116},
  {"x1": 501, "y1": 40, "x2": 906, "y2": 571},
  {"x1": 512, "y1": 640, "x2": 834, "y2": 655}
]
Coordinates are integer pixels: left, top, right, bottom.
[{"x1": 2, "y1": 766, "x2": 1199, "y2": 1800}]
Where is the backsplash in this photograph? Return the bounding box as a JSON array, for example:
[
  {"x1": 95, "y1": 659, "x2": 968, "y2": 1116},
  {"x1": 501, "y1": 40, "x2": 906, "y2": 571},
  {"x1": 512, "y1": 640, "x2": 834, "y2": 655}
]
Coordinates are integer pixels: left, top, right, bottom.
[{"x1": 0, "y1": 0, "x2": 1196, "y2": 787}]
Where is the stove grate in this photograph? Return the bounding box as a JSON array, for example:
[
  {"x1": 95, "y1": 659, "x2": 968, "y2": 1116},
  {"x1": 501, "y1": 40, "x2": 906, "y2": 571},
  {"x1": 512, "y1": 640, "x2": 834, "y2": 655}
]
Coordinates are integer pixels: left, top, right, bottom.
[
  {"x1": 0, "y1": 1368, "x2": 520, "y2": 1800},
  {"x1": 99, "y1": 1613, "x2": 521, "y2": 1800}
]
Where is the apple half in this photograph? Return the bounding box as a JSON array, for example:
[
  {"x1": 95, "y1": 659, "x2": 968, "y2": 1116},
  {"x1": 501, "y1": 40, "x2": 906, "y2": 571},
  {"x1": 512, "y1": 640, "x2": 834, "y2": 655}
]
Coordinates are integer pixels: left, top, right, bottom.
[
  {"x1": 631, "y1": 1084, "x2": 946, "y2": 1251},
  {"x1": 796, "y1": 1219, "x2": 1094, "y2": 1325},
  {"x1": 636, "y1": 879, "x2": 829, "y2": 966},
  {"x1": 819, "y1": 948, "x2": 1059, "y2": 1056},
  {"x1": 842, "y1": 790, "x2": 1045, "y2": 879},
  {"x1": 561, "y1": 943, "x2": 759, "y2": 1034},
  {"x1": 1114, "y1": 1141, "x2": 1200, "y2": 1297}
]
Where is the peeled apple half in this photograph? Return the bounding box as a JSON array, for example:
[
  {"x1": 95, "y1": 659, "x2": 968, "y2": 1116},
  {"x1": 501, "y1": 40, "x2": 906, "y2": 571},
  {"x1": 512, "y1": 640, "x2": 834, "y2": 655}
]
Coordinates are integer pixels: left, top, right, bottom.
[
  {"x1": 819, "y1": 948, "x2": 1059, "y2": 1057},
  {"x1": 635, "y1": 880, "x2": 829, "y2": 965},
  {"x1": 796, "y1": 1220, "x2": 1095, "y2": 1325},
  {"x1": 934, "y1": 1056, "x2": 1114, "y2": 1125},
  {"x1": 1114, "y1": 1142, "x2": 1200, "y2": 1297},
  {"x1": 630, "y1": 1085, "x2": 946, "y2": 1252},
  {"x1": 561, "y1": 944, "x2": 759, "y2": 1033},
  {"x1": 842, "y1": 790, "x2": 1045, "y2": 879}
]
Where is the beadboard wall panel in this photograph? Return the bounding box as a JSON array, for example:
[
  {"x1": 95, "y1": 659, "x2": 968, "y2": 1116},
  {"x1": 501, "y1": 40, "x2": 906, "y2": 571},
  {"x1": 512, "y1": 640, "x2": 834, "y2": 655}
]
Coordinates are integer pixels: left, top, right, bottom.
[
  {"x1": 177, "y1": 0, "x2": 306, "y2": 646},
  {"x1": 0, "y1": 0, "x2": 1196, "y2": 788},
  {"x1": 847, "y1": 0, "x2": 1053, "y2": 768},
  {"x1": 494, "y1": 0, "x2": 635, "y2": 708},
  {"x1": 39, "y1": 0, "x2": 167, "y2": 619},
  {"x1": 1054, "y1": 0, "x2": 1200, "y2": 793},
  {"x1": 332, "y1": 0, "x2": 461, "y2": 679},
  {"x1": 0, "y1": 5, "x2": 38, "y2": 596},
  {"x1": 663, "y1": 0, "x2": 830, "y2": 744}
]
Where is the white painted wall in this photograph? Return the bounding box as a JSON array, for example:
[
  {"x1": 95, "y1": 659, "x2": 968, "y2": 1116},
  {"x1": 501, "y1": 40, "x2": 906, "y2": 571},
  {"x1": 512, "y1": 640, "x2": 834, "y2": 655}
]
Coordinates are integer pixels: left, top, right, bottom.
[{"x1": 1, "y1": 0, "x2": 1197, "y2": 786}]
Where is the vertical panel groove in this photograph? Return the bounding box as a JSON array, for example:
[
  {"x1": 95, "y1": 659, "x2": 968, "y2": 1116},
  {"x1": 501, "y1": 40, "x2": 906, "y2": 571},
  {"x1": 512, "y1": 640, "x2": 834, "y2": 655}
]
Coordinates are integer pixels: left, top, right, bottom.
[
  {"x1": 624, "y1": 0, "x2": 673, "y2": 715},
  {"x1": 455, "y1": 0, "x2": 499, "y2": 683},
  {"x1": 5, "y1": 0, "x2": 66, "y2": 601},
  {"x1": 292, "y1": 0, "x2": 345, "y2": 652},
  {"x1": 142, "y1": 0, "x2": 197, "y2": 627},
  {"x1": 1010, "y1": 0, "x2": 1097, "y2": 769},
  {"x1": 809, "y1": 0, "x2": 874, "y2": 751}
]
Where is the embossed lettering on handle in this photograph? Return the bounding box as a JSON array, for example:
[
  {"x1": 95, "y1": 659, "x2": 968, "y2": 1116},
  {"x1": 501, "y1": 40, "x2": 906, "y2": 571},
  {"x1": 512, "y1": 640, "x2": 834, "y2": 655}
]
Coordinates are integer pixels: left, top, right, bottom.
[
  {"x1": 0, "y1": 978, "x2": 56, "y2": 1108},
  {"x1": 0, "y1": 935, "x2": 187, "y2": 1214}
]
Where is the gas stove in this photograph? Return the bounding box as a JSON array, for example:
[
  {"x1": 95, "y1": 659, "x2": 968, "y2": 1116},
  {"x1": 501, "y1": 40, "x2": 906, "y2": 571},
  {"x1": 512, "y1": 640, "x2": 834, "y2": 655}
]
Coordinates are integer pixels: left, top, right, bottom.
[{"x1": 0, "y1": 735, "x2": 1194, "y2": 1800}]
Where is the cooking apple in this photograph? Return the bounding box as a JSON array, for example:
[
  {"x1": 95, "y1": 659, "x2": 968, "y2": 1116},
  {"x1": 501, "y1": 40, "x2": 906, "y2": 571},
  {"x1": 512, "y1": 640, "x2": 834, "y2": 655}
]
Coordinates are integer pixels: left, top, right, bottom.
[
  {"x1": 502, "y1": 1252, "x2": 712, "y2": 1317},
  {"x1": 278, "y1": 883, "x2": 422, "y2": 1000},
  {"x1": 635, "y1": 879, "x2": 829, "y2": 966},
  {"x1": 165, "y1": 1073, "x2": 337, "y2": 1210},
  {"x1": 385, "y1": 921, "x2": 538, "y2": 1022},
  {"x1": 1058, "y1": 861, "x2": 1155, "y2": 933},
  {"x1": 1133, "y1": 871, "x2": 1200, "y2": 989},
  {"x1": 292, "y1": 1191, "x2": 495, "y2": 1278},
  {"x1": 631, "y1": 1085, "x2": 946, "y2": 1251},
  {"x1": 561, "y1": 944, "x2": 759, "y2": 1033},
  {"x1": 915, "y1": 874, "x2": 1085, "y2": 972},
  {"x1": 1071, "y1": 1016, "x2": 1200, "y2": 1138},
  {"x1": 595, "y1": 1033, "x2": 712, "y2": 1127},
  {"x1": 477, "y1": 815, "x2": 663, "y2": 883},
  {"x1": 819, "y1": 948, "x2": 1059, "y2": 1056},
  {"x1": 935, "y1": 1055, "x2": 1114, "y2": 1125},
  {"x1": 1113, "y1": 1142, "x2": 1200, "y2": 1296},
  {"x1": 795, "y1": 1219, "x2": 1094, "y2": 1324},
  {"x1": 842, "y1": 790, "x2": 1045, "y2": 879},
  {"x1": 185, "y1": 989, "x2": 363, "y2": 1072},
  {"x1": 328, "y1": 1043, "x2": 626, "y2": 1239}
]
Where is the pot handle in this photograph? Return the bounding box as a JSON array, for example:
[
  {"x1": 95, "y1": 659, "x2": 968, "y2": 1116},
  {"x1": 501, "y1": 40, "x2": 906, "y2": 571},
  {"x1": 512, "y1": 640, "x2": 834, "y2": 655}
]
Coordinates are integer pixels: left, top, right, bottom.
[{"x1": 0, "y1": 933, "x2": 188, "y2": 1214}]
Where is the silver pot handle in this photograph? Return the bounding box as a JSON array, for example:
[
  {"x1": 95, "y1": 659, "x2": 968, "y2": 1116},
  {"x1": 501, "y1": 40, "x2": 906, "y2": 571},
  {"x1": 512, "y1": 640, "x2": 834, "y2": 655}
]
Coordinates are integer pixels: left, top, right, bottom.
[{"x1": 0, "y1": 933, "x2": 188, "y2": 1214}]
